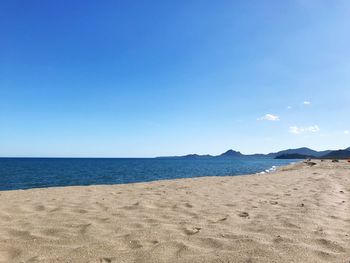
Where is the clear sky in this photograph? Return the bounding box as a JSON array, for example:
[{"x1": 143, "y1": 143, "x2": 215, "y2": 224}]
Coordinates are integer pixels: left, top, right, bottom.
[{"x1": 1, "y1": 0, "x2": 349, "y2": 157}]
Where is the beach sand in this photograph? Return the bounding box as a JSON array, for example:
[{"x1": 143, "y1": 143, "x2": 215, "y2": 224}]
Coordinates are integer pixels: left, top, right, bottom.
[{"x1": 0, "y1": 160, "x2": 349, "y2": 263}]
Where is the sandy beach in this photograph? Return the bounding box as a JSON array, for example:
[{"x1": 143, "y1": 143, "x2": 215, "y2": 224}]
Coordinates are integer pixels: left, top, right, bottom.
[{"x1": 0, "y1": 160, "x2": 349, "y2": 263}]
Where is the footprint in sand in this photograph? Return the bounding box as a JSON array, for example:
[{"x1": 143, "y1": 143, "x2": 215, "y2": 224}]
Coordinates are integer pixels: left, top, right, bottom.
[
  {"x1": 238, "y1": 212, "x2": 249, "y2": 218},
  {"x1": 128, "y1": 240, "x2": 143, "y2": 249},
  {"x1": 77, "y1": 223, "x2": 92, "y2": 235},
  {"x1": 184, "y1": 227, "x2": 201, "y2": 235},
  {"x1": 34, "y1": 205, "x2": 46, "y2": 211},
  {"x1": 100, "y1": 258, "x2": 115, "y2": 263},
  {"x1": 216, "y1": 216, "x2": 228, "y2": 222},
  {"x1": 315, "y1": 238, "x2": 346, "y2": 253},
  {"x1": 184, "y1": 202, "x2": 193, "y2": 208},
  {"x1": 26, "y1": 256, "x2": 41, "y2": 262}
]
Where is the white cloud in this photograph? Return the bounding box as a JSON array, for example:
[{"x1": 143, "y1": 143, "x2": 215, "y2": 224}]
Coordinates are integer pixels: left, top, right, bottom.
[
  {"x1": 289, "y1": 126, "x2": 302, "y2": 134},
  {"x1": 344, "y1": 130, "x2": 350, "y2": 134},
  {"x1": 287, "y1": 106, "x2": 292, "y2": 110},
  {"x1": 303, "y1": 101, "x2": 311, "y2": 105},
  {"x1": 258, "y1": 114, "x2": 280, "y2": 121},
  {"x1": 289, "y1": 125, "x2": 320, "y2": 134},
  {"x1": 308, "y1": 125, "x2": 320, "y2": 132}
]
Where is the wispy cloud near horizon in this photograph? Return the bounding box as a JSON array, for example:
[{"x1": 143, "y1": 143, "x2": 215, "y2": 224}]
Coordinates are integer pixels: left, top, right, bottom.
[
  {"x1": 258, "y1": 114, "x2": 280, "y2": 121},
  {"x1": 289, "y1": 125, "x2": 320, "y2": 134}
]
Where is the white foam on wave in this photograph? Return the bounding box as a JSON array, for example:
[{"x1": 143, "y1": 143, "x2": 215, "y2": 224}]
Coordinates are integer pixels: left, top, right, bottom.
[
  {"x1": 257, "y1": 161, "x2": 296, "y2": 175},
  {"x1": 257, "y1": 165, "x2": 277, "y2": 175}
]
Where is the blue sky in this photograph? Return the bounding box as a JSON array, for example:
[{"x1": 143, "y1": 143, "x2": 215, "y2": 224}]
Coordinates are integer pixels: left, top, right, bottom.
[{"x1": 0, "y1": 0, "x2": 349, "y2": 157}]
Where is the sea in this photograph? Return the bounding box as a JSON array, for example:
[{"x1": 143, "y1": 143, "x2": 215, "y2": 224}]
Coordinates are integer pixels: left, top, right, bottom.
[{"x1": 0, "y1": 157, "x2": 296, "y2": 191}]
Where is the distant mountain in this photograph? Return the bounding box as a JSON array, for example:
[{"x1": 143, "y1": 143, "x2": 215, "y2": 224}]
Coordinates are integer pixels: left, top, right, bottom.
[
  {"x1": 268, "y1": 147, "x2": 331, "y2": 158},
  {"x1": 181, "y1": 154, "x2": 213, "y2": 159},
  {"x1": 158, "y1": 154, "x2": 213, "y2": 159},
  {"x1": 321, "y1": 150, "x2": 350, "y2": 159},
  {"x1": 218, "y1": 149, "x2": 243, "y2": 158},
  {"x1": 275, "y1": 153, "x2": 316, "y2": 159},
  {"x1": 317, "y1": 150, "x2": 334, "y2": 156},
  {"x1": 157, "y1": 147, "x2": 347, "y2": 159}
]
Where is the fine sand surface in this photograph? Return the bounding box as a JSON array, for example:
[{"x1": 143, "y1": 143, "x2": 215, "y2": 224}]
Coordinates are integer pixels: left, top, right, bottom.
[{"x1": 0, "y1": 160, "x2": 349, "y2": 263}]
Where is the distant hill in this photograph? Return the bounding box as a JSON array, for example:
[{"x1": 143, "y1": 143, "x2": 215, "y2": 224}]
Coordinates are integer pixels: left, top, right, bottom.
[
  {"x1": 181, "y1": 154, "x2": 213, "y2": 159},
  {"x1": 275, "y1": 153, "x2": 316, "y2": 159},
  {"x1": 321, "y1": 150, "x2": 350, "y2": 159},
  {"x1": 218, "y1": 149, "x2": 243, "y2": 158},
  {"x1": 268, "y1": 147, "x2": 331, "y2": 158},
  {"x1": 157, "y1": 147, "x2": 348, "y2": 159},
  {"x1": 158, "y1": 154, "x2": 213, "y2": 159}
]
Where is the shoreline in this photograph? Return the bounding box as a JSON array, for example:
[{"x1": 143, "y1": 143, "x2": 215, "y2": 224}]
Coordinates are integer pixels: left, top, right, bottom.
[
  {"x1": 0, "y1": 161, "x2": 297, "y2": 193},
  {"x1": 0, "y1": 160, "x2": 349, "y2": 262}
]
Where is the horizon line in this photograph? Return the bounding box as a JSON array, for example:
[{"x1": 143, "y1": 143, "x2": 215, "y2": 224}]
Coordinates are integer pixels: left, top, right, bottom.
[{"x1": 0, "y1": 145, "x2": 348, "y2": 159}]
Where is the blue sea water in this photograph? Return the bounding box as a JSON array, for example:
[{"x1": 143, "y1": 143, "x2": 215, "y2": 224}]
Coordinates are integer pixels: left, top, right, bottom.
[{"x1": 0, "y1": 157, "x2": 295, "y2": 191}]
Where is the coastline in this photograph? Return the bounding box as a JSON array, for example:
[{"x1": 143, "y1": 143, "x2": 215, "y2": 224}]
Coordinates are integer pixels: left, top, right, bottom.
[
  {"x1": 0, "y1": 160, "x2": 349, "y2": 262},
  {"x1": 0, "y1": 157, "x2": 295, "y2": 191}
]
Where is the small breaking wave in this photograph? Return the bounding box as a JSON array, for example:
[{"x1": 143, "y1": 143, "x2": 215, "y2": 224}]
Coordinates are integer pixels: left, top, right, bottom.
[{"x1": 257, "y1": 165, "x2": 277, "y2": 175}]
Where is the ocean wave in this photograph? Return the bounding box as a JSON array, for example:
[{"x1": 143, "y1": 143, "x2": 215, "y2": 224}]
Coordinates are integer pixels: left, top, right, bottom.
[{"x1": 258, "y1": 165, "x2": 277, "y2": 175}]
